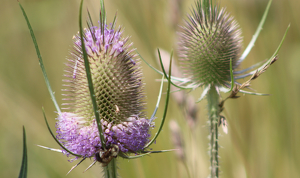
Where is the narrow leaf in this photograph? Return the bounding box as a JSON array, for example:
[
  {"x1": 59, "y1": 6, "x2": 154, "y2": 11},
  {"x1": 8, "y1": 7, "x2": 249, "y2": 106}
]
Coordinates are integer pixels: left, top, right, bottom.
[
  {"x1": 119, "y1": 149, "x2": 174, "y2": 159},
  {"x1": 18, "y1": 126, "x2": 28, "y2": 178},
  {"x1": 238, "y1": 0, "x2": 272, "y2": 63},
  {"x1": 42, "y1": 108, "x2": 82, "y2": 157},
  {"x1": 144, "y1": 50, "x2": 172, "y2": 148},
  {"x1": 137, "y1": 50, "x2": 192, "y2": 85},
  {"x1": 150, "y1": 75, "x2": 164, "y2": 122},
  {"x1": 79, "y1": 0, "x2": 105, "y2": 148},
  {"x1": 269, "y1": 24, "x2": 290, "y2": 60},
  {"x1": 242, "y1": 24, "x2": 290, "y2": 77},
  {"x1": 100, "y1": 0, "x2": 106, "y2": 25},
  {"x1": 158, "y1": 49, "x2": 188, "y2": 90},
  {"x1": 19, "y1": 2, "x2": 61, "y2": 114},
  {"x1": 233, "y1": 60, "x2": 265, "y2": 74}
]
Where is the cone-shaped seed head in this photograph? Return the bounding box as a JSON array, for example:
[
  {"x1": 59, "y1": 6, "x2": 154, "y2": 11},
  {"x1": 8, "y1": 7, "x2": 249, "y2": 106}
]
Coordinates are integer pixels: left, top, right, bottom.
[
  {"x1": 178, "y1": 1, "x2": 242, "y2": 86},
  {"x1": 56, "y1": 23, "x2": 151, "y2": 160},
  {"x1": 64, "y1": 24, "x2": 145, "y2": 122}
]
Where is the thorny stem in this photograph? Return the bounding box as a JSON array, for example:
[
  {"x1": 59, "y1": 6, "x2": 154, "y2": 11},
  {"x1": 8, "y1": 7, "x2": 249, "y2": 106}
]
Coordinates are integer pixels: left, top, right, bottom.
[
  {"x1": 104, "y1": 158, "x2": 117, "y2": 178},
  {"x1": 207, "y1": 86, "x2": 221, "y2": 178}
]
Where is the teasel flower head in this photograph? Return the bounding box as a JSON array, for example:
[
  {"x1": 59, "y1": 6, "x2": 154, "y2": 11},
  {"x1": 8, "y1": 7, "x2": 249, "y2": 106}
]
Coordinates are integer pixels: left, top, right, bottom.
[
  {"x1": 21, "y1": 0, "x2": 171, "y2": 174},
  {"x1": 170, "y1": 0, "x2": 286, "y2": 101},
  {"x1": 56, "y1": 20, "x2": 153, "y2": 162},
  {"x1": 178, "y1": 0, "x2": 242, "y2": 90}
]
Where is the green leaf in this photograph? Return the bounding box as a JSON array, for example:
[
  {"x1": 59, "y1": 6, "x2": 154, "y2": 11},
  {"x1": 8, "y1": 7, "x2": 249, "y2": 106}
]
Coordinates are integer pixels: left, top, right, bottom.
[
  {"x1": 79, "y1": 0, "x2": 106, "y2": 148},
  {"x1": 137, "y1": 50, "x2": 164, "y2": 75},
  {"x1": 119, "y1": 149, "x2": 174, "y2": 159},
  {"x1": 268, "y1": 24, "x2": 290, "y2": 61},
  {"x1": 144, "y1": 49, "x2": 172, "y2": 148},
  {"x1": 100, "y1": 0, "x2": 106, "y2": 27},
  {"x1": 238, "y1": 0, "x2": 272, "y2": 63},
  {"x1": 18, "y1": 126, "x2": 27, "y2": 178},
  {"x1": 42, "y1": 108, "x2": 82, "y2": 157},
  {"x1": 244, "y1": 24, "x2": 290, "y2": 77},
  {"x1": 157, "y1": 49, "x2": 189, "y2": 90},
  {"x1": 119, "y1": 151, "x2": 151, "y2": 159},
  {"x1": 137, "y1": 49, "x2": 194, "y2": 90},
  {"x1": 99, "y1": 0, "x2": 106, "y2": 44},
  {"x1": 18, "y1": 2, "x2": 61, "y2": 114},
  {"x1": 149, "y1": 75, "x2": 165, "y2": 122}
]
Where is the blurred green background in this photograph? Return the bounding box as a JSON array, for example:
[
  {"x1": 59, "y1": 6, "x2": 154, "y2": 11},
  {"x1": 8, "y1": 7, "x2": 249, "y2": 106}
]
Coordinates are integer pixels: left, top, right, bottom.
[{"x1": 1, "y1": 0, "x2": 299, "y2": 177}]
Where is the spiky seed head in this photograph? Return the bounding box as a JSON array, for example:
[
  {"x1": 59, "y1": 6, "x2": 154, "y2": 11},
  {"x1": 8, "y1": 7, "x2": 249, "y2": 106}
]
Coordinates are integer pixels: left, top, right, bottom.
[
  {"x1": 56, "y1": 23, "x2": 152, "y2": 161},
  {"x1": 178, "y1": 1, "x2": 242, "y2": 87},
  {"x1": 65, "y1": 24, "x2": 145, "y2": 123}
]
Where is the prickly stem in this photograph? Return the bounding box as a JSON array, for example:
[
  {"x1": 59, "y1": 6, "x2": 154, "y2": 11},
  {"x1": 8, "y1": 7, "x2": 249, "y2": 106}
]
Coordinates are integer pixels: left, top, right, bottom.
[{"x1": 207, "y1": 86, "x2": 220, "y2": 178}]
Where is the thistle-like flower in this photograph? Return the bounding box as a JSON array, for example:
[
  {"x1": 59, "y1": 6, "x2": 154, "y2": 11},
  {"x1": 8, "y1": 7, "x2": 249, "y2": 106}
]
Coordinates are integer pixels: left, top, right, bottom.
[
  {"x1": 169, "y1": 0, "x2": 287, "y2": 101},
  {"x1": 178, "y1": 1, "x2": 242, "y2": 90},
  {"x1": 20, "y1": 0, "x2": 172, "y2": 173},
  {"x1": 56, "y1": 21, "x2": 152, "y2": 163}
]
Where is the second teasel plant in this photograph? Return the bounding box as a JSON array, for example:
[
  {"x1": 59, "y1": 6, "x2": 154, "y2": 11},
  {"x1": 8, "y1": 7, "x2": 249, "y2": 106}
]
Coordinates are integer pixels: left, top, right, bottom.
[
  {"x1": 154, "y1": 0, "x2": 289, "y2": 177},
  {"x1": 19, "y1": 0, "x2": 171, "y2": 177}
]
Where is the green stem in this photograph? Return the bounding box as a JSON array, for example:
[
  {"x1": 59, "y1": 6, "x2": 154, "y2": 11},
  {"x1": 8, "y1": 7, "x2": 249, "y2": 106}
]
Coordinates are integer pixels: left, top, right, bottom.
[
  {"x1": 207, "y1": 86, "x2": 220, "y2": 178},
  {"x1": 104, "y1": 158, "x2": 118, "y2": 178}
]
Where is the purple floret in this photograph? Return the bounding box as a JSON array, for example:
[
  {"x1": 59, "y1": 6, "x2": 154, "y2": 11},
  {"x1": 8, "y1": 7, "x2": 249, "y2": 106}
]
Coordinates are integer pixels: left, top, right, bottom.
[
  {"x1": 74, "y1": 23, "x2": 124, "y2": 57},
  {"x1": 56, "y1": 112, "x2": 152, "y2": 160}
]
